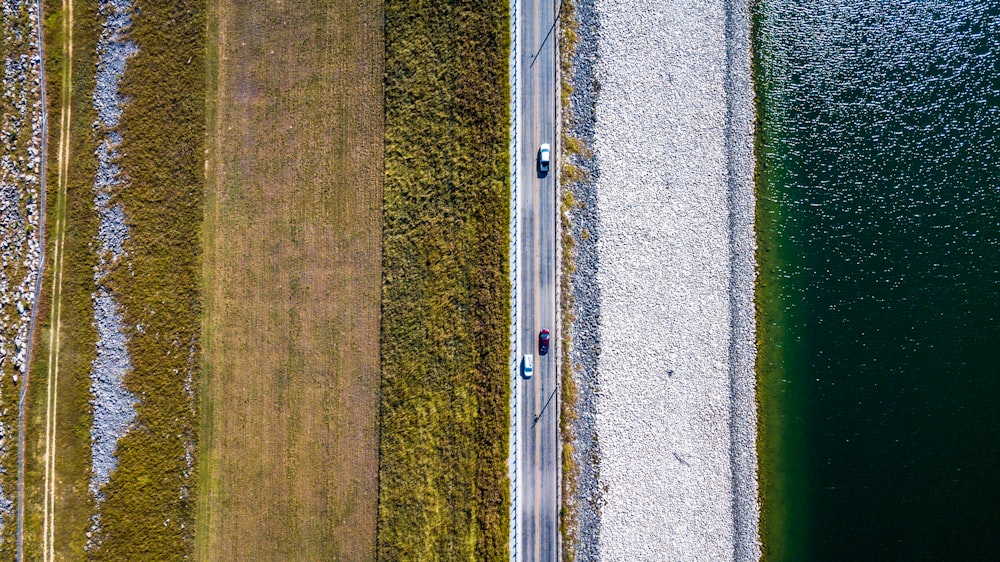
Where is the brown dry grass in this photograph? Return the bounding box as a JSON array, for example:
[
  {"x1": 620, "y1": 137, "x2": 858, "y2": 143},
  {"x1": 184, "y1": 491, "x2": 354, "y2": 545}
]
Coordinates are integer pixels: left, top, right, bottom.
[{"x1": 196, "y1": 1, "x2": 384, "y2": 560}]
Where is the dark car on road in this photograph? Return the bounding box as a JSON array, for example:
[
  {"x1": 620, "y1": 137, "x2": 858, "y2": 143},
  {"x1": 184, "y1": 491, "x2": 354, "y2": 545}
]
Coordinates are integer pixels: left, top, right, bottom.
[{"x1": 538, "y1": 329, "x2": 550, "y2": 355}]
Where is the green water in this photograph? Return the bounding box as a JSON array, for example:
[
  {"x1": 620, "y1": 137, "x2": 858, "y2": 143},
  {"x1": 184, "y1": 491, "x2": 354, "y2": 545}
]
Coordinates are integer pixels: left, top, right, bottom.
[{"x1": 754, "y1": 2, "x2": 1000, "y2": 559}]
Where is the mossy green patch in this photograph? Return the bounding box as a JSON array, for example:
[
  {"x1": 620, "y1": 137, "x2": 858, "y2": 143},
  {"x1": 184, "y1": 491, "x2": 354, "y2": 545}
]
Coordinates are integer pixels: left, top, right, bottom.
[{"x1": 752, "y1": 6, "x2": 809, "y2": 560}]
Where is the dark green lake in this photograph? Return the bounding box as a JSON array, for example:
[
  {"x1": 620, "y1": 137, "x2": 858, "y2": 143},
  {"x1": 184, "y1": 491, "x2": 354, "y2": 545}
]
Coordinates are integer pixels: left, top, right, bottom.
[{"x1": 754, "y1": 2, "x2": 1000, "y2": 560}]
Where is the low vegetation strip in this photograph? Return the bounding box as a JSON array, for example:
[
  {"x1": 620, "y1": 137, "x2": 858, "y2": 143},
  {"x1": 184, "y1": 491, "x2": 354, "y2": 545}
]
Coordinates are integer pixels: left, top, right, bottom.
[
  {"x1": 26, "y1": 0, "x2": 102, "y2": 558},
  {"x1": 378, "y1": 0, "x2": 510, "y2": 559},
  {"x1": 0, "y1": 0, "x2": 46, "y2": 551},
  {"x1": 29, "y1": 0, "x2": 204, "y2": 558},
  {"x1": 87, "y1": 0, "x2": 205, "y2": 558},
  {"x1": 558, "y1": 2, "x2": 584, "y2": 559}
]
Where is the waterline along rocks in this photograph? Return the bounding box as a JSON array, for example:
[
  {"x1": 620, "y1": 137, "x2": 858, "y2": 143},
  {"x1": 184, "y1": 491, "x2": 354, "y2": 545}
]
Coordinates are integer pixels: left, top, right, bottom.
[
  {"x1": 563, "y1": 0, "x2": 759, "y2": 559},
  {"x1": 89, "y1": 0, "x2": 138, "y2": 509},
  {"x1": 0, "y1": 0, "x2": 44, "y2": 541}
]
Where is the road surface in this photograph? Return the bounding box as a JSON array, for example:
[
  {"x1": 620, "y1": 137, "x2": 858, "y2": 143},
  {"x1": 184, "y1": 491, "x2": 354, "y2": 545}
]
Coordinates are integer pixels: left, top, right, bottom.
[{"x1": 518, "y1": 0, "x2": 558, "y2": 559}]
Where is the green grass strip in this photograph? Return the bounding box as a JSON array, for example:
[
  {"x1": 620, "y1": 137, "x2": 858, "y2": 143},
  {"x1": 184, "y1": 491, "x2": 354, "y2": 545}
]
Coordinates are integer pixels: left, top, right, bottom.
[{"x1": 23, "y1": 1, "x2": 100, "y2": 558}]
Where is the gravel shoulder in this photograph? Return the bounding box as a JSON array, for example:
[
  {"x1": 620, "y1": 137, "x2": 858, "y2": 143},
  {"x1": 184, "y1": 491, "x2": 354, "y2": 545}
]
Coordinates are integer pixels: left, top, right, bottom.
[{"x1": 563, "y1": 0, "x2": 759, "y2": 559}]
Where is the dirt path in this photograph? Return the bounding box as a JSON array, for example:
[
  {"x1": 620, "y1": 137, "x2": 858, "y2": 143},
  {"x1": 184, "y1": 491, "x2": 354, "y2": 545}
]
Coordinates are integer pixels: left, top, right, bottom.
[{"x1": 39, "y1": 0, "x2": 73, "y2": 560}]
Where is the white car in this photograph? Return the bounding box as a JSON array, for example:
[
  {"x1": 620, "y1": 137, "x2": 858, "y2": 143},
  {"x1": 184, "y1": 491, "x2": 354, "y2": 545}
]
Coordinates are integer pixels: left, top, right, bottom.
[
  {"x1": 538, "y1": 143, "x2": 551, "y2": 173},
  {"x1": 522, "y1": 353, "x2": 534, "y2": 378}
]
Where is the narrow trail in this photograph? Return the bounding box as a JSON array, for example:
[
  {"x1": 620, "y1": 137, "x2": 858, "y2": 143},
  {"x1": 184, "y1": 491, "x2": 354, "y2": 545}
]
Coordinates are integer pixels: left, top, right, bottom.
[
  {"x1": 15, "y1": 0, "x2": 51, "y2": 559},
  {"x1": 38, "y1": 0, "x2": 73, "y2": 560}
]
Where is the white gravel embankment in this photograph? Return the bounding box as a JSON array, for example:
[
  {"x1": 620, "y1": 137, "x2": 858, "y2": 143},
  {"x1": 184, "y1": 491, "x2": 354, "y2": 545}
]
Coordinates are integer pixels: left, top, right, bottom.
[
  {"x1": 1, "y1": 0, "x2": 45, "y2": 529},
  {"x1": 564, "y1": 0, "x2": 759, "y2": 560},
  {"x1": 89, "y1": 0, "x2": 138, "y2": 504}
]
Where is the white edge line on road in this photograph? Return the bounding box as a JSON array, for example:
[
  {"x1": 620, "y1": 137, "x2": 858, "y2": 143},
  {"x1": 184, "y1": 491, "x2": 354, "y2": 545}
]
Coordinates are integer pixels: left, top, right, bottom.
[
  {"x1": 553, "y1": 5, "x2": 563, "y2": 558},
  {"x1": 508, "y1": 0, "x2": 521, "y2": 558}
]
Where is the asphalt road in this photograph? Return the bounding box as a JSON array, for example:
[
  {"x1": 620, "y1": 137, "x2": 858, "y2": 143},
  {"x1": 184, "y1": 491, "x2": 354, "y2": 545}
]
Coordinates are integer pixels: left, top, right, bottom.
[{"x1": 518, "y1": 0, "x2": 558, "y2": 559}]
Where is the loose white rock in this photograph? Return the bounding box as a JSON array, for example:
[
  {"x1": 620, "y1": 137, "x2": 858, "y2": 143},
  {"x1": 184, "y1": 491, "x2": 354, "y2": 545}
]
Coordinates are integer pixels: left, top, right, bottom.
[
  {"x1": 564, "y1": 0, "x2": 760, "y2": 560},
  {"x1": 88, "y1": 0, "x2": 138, "y2": 503},
  {"x1": 0, "y1": 0, "x2": 46, "y2": 531}
]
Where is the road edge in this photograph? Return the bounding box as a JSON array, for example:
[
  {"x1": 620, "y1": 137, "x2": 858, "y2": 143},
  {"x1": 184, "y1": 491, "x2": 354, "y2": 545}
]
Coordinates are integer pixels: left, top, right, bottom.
[
  {"x1": 507, "y1": 0, "x2": 521, "y2": 559},
  {"x1": 553, "y1": 4, "x2": 563, "y2": 561}
]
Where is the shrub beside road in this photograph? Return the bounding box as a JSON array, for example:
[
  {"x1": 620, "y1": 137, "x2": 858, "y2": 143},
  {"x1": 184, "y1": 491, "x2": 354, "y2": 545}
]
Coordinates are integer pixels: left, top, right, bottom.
[{"x1": 378, "y1": 0, "x2": 511, "y2": 559}]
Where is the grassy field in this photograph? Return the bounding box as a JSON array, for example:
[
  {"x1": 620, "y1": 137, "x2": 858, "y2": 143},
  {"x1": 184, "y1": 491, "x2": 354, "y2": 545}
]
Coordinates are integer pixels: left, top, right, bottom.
[
  {"x1": 196, "y1": 1, "x2": 384, "y2": 559},
  {"x1": 27, "y1": 0, "x2": 509, "y2": 558},
  {"x1": 377, "y1": 0, "x2": 510, "y2": 559}
]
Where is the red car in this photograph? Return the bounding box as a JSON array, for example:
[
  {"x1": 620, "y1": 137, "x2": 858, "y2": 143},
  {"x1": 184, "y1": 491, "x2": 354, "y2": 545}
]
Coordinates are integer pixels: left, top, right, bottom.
[{"x1": 538, "y1": 329, "x2": 550, "y2": 355}]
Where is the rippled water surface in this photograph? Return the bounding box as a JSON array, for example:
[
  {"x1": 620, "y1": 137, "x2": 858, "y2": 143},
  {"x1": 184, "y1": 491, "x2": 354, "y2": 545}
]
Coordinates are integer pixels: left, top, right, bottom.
[{"x1": 754, "y1": 2, "x2": 1000, "y2": 559}]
